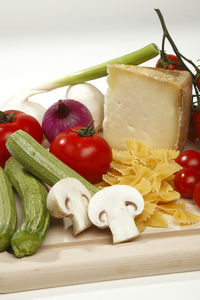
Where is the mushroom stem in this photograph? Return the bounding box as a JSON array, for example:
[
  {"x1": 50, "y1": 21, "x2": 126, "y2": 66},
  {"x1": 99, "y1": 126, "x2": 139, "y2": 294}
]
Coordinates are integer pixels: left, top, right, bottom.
[
  {"x1": 107, "y1": 206, "x2": 139, "y2": 244},
  {"x1": 70, "y1": 195, "x2": 91, "y2": 236}
]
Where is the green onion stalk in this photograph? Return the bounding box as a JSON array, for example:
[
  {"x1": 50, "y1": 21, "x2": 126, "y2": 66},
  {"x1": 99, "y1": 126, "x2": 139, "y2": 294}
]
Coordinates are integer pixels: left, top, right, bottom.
[
  {"x1": 36, "y1": 43, "x2": 159, "y2": 91},
  {"x1": 1, "y1": 43, "x2": 159, "y2": 123}
]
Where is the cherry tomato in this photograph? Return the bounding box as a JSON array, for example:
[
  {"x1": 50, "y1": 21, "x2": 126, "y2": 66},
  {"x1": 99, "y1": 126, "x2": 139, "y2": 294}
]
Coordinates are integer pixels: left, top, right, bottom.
[
  {"x1": 192, "y1": 110, "x2": 200, "y2": 140},
  {"x1": 193, "y1": 181, "x2": 200, "y2": 208},
  {"x1": 49, "y1": 125, "x2": 112, "y2": 183},
  {"x1": 188, "y1": 112, "x2": 198, "y2": 142},
  {"x1": 0, "y1": 110, "x2": 43, "y2": 168},
  {"x1": 174, "y1": 168, "x2": 200, "y2": 198},
  {"x1": 175, "y1": 150, "x2": 200, "y2": 170},
  {"x1": 156, "y1": 54, "x2": 184, "y2": 70}
]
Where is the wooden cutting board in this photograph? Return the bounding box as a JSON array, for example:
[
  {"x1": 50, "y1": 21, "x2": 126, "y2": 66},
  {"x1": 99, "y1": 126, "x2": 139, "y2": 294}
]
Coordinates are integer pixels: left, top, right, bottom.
[
  {"x1": 1, "y1": 198, "x2": 200, "y2": 294},
  {"x1": 1, "y1": 141, "x2": 200, "y2": 294}
]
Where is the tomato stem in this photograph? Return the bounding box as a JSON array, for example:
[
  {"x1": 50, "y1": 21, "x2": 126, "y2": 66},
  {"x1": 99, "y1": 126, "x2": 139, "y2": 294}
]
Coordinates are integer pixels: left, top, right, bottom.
[
  {"x1": 155, "y1": 8, "x2": 200, "y2": 109},
  {"x1": 71, "y1": 120, "x2": 95, "y2": 137},
  {"x1": 0, "y1": 111, "x2": 14, "y2": 123}
]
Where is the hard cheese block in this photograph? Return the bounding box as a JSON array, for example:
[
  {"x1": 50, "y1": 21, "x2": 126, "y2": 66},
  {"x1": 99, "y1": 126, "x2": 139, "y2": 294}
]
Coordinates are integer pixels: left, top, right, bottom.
[{"x1": 103, "y1": 64, "x2": 192, "y2": 150}]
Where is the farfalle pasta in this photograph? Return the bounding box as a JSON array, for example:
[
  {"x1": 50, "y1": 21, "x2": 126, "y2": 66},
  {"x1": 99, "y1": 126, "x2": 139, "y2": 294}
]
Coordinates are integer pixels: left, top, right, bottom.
[{"x1": 97, "y1": 139, "x2": 200, "y2": 231}]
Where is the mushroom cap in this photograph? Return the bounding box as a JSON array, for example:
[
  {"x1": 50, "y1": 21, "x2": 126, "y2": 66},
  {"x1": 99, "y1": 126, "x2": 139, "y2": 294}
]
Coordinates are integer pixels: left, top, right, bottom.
[{"x1": 88, "y1": 185, "x2": 144, "y2": 228}]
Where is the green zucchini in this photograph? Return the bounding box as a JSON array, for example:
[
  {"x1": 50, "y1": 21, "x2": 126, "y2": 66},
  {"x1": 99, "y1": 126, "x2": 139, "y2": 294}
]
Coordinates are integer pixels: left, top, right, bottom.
[
  {"x1": 0, "y1": 167, "x2": 17, "y2": 251},
  {"x1": 5, "y1": 157, "x2": 50, "y2": 258},
  {"x1": 6, "y1": 130, "x2": 100, "y2": 196}
]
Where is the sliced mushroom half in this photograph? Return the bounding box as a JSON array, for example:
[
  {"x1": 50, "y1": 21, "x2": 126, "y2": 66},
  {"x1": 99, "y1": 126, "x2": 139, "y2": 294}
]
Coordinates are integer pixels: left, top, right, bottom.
[
  {"x1": 88, "y1": 185, "x2": 144, "y2": 244},
  {"x1": 47, "y1": 177, "x2": 92, "y2": 236}
]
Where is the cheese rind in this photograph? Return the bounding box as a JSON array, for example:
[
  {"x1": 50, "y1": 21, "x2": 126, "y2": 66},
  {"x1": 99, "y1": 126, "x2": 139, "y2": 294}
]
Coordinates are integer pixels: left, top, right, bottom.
[{"x1": 103, "y1": 64, "x2": 192, "y2": 150}]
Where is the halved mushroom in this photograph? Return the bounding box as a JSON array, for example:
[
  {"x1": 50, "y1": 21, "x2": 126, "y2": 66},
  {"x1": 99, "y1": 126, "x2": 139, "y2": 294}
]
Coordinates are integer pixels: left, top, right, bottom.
[
  {"x1": 88, "y1": 185, "x2": 144, "y2": 244},
  {"x1": 47, "y1": 178, "x2": 92, "y2": 235}
]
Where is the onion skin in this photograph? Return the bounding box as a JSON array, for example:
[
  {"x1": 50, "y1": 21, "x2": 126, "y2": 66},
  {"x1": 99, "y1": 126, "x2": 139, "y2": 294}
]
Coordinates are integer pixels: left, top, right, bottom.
[{"x1": 42, "y1": 99, "x2": 93, "y2": 143}]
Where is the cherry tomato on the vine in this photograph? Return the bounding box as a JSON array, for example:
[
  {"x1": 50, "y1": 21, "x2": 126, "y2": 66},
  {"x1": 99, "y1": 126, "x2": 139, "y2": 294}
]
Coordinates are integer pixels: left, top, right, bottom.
[
  {"x1": 0, "y1": 110, "x2": 43, "y2": 168},
  {"x1": 156, "y1": 54, "x2": 184, "y2": 70},
  {"x1": 192, "y1": 110, "x2": 200, "y2": 140},
  {"x1": 175, "y1": 150, "x2": 200, "y2": 170},
  {"x1": 188, "y1": 112, "x2": 199, "y2": 142},
  {"x1": 49, "y1": 124, "x2": 112, "y2": 184},
  {"x1": 174, "y1": 168, "x2": 200, "y2": 198}
]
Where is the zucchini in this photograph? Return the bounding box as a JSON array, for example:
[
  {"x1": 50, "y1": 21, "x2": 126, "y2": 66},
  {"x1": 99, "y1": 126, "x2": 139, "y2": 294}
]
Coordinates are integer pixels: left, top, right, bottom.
[
  {"x1": 6, "y1": 130, "x2": 100, "y2": 196},
  {"x1": 0, "y1": 167, "x2": 17, "y2": 251},
  {"x1": 5, "y1": 157, "x2": 50, "y2": 258}
]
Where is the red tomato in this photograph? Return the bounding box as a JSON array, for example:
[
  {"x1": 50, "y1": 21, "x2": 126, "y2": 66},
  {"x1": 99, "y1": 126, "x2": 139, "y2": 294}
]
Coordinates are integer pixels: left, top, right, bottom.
[
  {"x1": 50, "y1": 126, "x2": 112, "y2": 183},
  {"x1": 193, "y1": 181, "x2": 200, "y2": 208},
  {"x1": 174, "y1": 168, "x2": 200, "y2": 198},
  {"x1": 192, "y1": 110, "x2": 200, "y2": 140},
  {"x1": 175, "y1": 150, "x2": 200, "y2": 170},
  {"x1": 188, "y1": 112, "x2": 198, "y2": 142},
  {"x1": 156, "y1": 54, "x2": 184, "y2": 70},
  {"x1": 0, "y1": 110, "x2": 43, "y2": 168}
]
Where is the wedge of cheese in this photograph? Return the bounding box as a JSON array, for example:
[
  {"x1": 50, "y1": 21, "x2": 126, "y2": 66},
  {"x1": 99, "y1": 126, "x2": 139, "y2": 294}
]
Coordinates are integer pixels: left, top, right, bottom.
[{"x1": 103, "y1": 64, "x2": 192, "y2": 150}]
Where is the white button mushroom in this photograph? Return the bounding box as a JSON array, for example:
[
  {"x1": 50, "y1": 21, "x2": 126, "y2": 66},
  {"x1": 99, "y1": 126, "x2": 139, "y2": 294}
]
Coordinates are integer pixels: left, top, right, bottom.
[
  {"x1": 88, "y1": 185, "x2": 144, "y2": 244},
  {"x1": 66, "y1": 83, "x2": 104, "y2": 131},
  {"x1": 47, "y1": 178, "x2": 92, "y2": 236}
]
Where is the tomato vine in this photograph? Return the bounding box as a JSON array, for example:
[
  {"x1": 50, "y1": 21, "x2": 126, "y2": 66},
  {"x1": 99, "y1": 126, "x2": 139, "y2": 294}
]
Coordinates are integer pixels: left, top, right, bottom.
[{"x1": 155, "y1": 8, "x2": 200, "y2": 111}]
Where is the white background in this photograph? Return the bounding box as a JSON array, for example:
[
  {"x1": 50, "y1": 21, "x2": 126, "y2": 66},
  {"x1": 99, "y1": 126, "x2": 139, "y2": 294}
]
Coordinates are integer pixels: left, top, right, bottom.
[{"x1": 1, "y1": 0, "x2": 200, "y2": 299}]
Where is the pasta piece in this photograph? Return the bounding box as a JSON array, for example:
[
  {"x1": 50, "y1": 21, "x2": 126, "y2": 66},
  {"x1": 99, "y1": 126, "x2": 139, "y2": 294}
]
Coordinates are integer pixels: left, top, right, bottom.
[
  {"x1": 150, "y1": 163, "x2": 182, "y2": 192},
  {"x1": 174, "y1": 209, "x2": 200, "y2": 225},
  {"x1": 135, "y1": 202, "x2": 157, "y2": 223},
  {"x1": 144, "y1": 211, "x2": 168, "y2": 228},
  {"x1": 102, "y1": 174, "x2": 120, "y2": 185},
  {"x1": 139, "y1": 155, "x2": 159, "y2": 167},
  {"x1": 118, "y1": 175, "x2": 142, "y2": 186},
  {"x1": 107, "y1": 168, "x2": 122, "y2": 177},
  {"x1": 151, "y1": 149, "x2": 180, "y2": 163},
  {"x1": 156, "y1": 191, "x2": 180, "y2": 203},
  {"x1": 125, "y1": 139, "x2": 150, "y2": 158},
  {"x1": 134, "y1": 178, "x2": 152, "y2": 196},
  {"x1": 152, "y1": 149, "x2": 180, "y2": 163},
  {"x1": 143, "y1": 193, "x2": 159, "y2": 203},
  {"x1": 132, "y1": 164, "x2": 153, "y2": 178},
  {"x1": 112, "y1": 149, "x2": 133, "y2": 165},
  {"x1": 110, "y1": 161, "x2": 134, "y2": 175},
  {"x1": 159, "y1": 202, "x2": 200, "y2": 225},
  {"x1": 158, "y1": 202, "x2": 186, "y2": 215},
  {"x1": 136, "y1": 221, "x2": 146, "y2": 233},
  {"x1": 160, "y1": 181, "x2": 173, "y2": 192}
]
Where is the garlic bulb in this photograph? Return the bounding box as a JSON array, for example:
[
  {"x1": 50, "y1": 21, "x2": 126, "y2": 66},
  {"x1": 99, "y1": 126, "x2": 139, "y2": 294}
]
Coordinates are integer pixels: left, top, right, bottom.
[
  {"x1": 66, "y1": 83, "x2": 104, "y2": 131},
  {"x1": 1, "y1": 89, "x2": 46, "y2": 124}
]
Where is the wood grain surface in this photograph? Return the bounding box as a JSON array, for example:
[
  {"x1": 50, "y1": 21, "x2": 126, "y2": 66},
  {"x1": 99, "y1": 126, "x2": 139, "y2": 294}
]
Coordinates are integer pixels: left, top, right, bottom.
[
  {"x1": 1, "y1": 213, "x2": 200, "y2": 294},
  {"x1": 1, "y1": 141, "x2": 200, "y2": 294}
]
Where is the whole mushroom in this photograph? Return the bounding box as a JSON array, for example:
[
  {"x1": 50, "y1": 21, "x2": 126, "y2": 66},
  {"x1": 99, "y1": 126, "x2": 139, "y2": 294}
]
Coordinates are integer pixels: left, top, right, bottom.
[{"x1": 88, "y1": 185, "x2": 144, "y2": 244}]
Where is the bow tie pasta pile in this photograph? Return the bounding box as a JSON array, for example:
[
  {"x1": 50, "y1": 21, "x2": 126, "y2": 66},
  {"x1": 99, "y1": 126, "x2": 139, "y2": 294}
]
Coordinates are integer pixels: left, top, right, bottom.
[{"x1": 97, "y1": 139, "x2": 200, "y2": 232}]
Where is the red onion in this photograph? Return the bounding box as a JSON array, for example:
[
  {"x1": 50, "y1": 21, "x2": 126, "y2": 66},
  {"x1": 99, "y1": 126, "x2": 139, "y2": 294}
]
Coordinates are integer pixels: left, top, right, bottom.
[{"x1": 42, "y1": 99, "x2": 93, "y2": 142}]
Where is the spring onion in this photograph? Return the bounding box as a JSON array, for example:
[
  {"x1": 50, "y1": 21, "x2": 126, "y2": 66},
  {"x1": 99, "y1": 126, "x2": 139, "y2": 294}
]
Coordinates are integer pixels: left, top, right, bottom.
[{"x1": 1, "y1": 43, "x2": 159, "y2": 123}]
